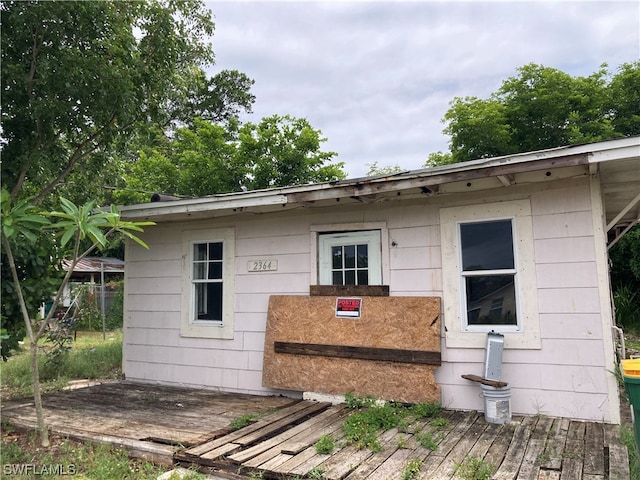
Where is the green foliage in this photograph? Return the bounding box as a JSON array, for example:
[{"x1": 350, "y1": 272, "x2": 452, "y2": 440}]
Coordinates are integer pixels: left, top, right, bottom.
[
  {"x1": 230, "y1": 414, "x2": 259, "y2": 430},
  {"x1": 341, "y1": 396, "x2": 443, "y2": 452},
  {"x1": 430, "y1": 62, "x2": 639, "y2": 166},
  {"x1": 610, "y1": 224, "x2": 640, "y2": 331},
  {"x1": 454, "y1": 456, "x2": 494, "y2": 480},
  {"x1": 345, "y1": 392, "x2": 377, "y2": 409},
  {"x1": 401, "y1": 459, "x2": 423, "y2": 480},
  {"x1": 614, "y1": 285, "x2": 640, "y2": 331},
  {"x1": 620, "y1": 425, "x2": 640, "y2": 480},
  {"x1": 430, "y1": 417, "x2": 450, "y2": 428},
  {"x1": 365, "y1": 162, "x2": 404, "y2": 177},
  {"x1": 114, "y1": 115, "x2": 346, "y2": 204},
  {"x1": 415, "y1": 431, "x2": 440, "y2": 451},
  {"x1": 1, "y1": 0, "x2": 217, "y2": 204},
  {"x1": 307, "y1": 467, "x2": 325, "y2": 480},
  {"x1": 410, "y1": 402, "x2": 442, "y2": 418},
  {"x1": 2, "y1": 332, "x2": 123, "y2": 396},
  {"x1": 315, "y1": 434, "x2": 335, "y2": 454}
]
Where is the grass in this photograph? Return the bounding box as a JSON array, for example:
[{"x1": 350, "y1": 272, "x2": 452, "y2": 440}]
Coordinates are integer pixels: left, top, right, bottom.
[
  {"x1": 341, "y1": 393, "x2": 442, "y2": 452},
  {"x1": 453, "y1": 456, "x2": 494, "y2": 480},
  {"x1": 0, "y1": 424, "x2": 205, "y2": 479},
  {"x1": 621, "y1": 425, "x2": 640, "y2": 480},
  {"x1": 1, "y1": 330, "x2": 123, "y2": 400}
]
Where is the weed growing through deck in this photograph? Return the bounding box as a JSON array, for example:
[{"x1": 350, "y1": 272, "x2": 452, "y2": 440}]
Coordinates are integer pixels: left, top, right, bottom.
[
  {"x1": 307, "y1": 467, "x2": 325, "y2": 479},
  {"x1": 453, "y1": 456, "x2": 494, "y2": 480},
  {"x1": 315, "y1": 434, "x2": 335, "y2": 454},
  {"x1": 230, "y1": 413, "x2": 259, "y2": 429},
  {"x1": 401, "y1": 459, "x2": 423, "y2": 480},
  {"x1": 415, "y1": 431, "x2": 441, "y2": 451},
  {"x1": 430, "y1": 416, "x2": 450, "y2": 428},
  {"x1": 341, "y1": 393, "x2": 442, "y2": 452}
]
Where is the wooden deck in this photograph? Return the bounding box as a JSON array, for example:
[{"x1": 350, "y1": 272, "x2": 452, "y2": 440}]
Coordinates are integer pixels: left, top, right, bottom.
[{"x1": 0, "y1": 382, "x2": 630, "y2": 479}]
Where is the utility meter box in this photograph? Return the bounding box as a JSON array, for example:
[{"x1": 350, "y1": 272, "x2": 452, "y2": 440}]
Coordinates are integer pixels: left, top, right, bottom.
[{"x1": 484, "y1": 331, "x2": 504, "y2": 381}]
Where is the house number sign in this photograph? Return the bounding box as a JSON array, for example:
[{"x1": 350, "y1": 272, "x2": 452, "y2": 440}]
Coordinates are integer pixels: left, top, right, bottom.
[{"x1": 247, "y1": 260, "x2": 278, "y2": 272}]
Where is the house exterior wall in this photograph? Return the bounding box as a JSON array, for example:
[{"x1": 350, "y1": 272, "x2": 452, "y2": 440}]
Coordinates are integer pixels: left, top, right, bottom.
[{"x1": 123, "y1": 175, "x2": 619, "y2": 422}]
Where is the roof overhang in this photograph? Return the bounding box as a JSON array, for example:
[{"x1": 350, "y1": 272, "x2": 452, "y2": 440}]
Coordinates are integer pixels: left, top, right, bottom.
[{"x1": 119, "y1": 137, "x2": 640, "y2": 244}]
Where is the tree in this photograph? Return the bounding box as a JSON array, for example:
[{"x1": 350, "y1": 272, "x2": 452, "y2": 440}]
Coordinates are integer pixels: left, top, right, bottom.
[
  {"x1": 1, "y1": 0, "x2": 254, "y2": 206},
  {"x1": 114, "y1": 115, "x2": 346, "y2": 204},
  {"x1": 429, "y1": 62, "x2": 639, "y2": 166},
  {"x1": 1, "y1": 189, "x2": 153, "y2": 446},
  {"x1": 239, "y1": 115, "x2": 345, "y2": 190},
  {"x1": 365, "y1": 162, "x2": 404, "y2": 177},
  {"x1": 608, "y1": 61, "x2": 640, "y2": 137},
  {"x1": 0, "y1": 0, "x2": 254, "y2": 356}
]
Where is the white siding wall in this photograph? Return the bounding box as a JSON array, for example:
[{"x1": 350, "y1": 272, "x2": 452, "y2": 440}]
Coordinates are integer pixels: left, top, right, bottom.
[{"x1": 123, "y1": 176, "x2": 617, "y2": 421}]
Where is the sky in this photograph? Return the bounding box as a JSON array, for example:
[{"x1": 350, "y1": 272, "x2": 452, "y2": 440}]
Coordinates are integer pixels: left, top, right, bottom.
[{"x1": 204, "y1": 1, "x2": 640, "y2": 178}]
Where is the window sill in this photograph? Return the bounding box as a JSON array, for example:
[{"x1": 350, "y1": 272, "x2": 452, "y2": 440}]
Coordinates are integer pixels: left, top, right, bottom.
[{"x1": 310, "y1": 285, "x2": 390, "y2": 296}]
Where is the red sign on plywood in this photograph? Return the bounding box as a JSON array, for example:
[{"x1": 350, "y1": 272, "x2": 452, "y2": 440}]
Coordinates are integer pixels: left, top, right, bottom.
[{"x1": 336, "y1": 297, "x2": 362, "y2": 318}]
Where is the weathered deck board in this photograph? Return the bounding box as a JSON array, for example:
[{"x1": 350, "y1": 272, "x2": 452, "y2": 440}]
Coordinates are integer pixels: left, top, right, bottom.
[{"x1": 0, "y1": 382, "x2": 630, "y2": 480}]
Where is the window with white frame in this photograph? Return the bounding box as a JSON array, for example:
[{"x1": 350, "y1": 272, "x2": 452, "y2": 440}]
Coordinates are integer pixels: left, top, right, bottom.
[
  {"x1": 459, "y1": 219, "x2": 518, "y2": 328},
  {"x1": 181, "y1": 227, "x2": 235, "y2": 339},
  {"x1": 318, "y1": 230, "x2": 382, "y2": 285},
  {"x1": 192, "y1": 242, "x2": 224, "y2": 322},
  {"x1": 440, "y1": 200, "x2": 540, "y2": 349}
]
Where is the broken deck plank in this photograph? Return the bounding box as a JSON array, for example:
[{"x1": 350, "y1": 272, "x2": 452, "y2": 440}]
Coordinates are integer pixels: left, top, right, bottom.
[
  {"x1": 233, "y1": 401, "x2": 331, "y2": 446},
  {"x1": 492, "y1": 415, "x2": 537, "y2": 479},
  {"x1": 181, "y1": 400, "x2": 309, "y2": 457},
  {"x1": 583, "y1": 422, "x2": 605, "y2": 476},
  {"x1": 236, "y1": 406, "x2": 347, "y2": 467},
  {"x1": 608, "y1": 443, "x2": 631, "y2": 480},
  {"x1": 559, "y1": 421, "x2": 586, "y2": 480}
]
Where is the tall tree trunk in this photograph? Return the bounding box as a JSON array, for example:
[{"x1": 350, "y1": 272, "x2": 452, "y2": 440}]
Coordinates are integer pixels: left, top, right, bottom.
[{"x1": 2, "y1": 232, "x2": 49, "y2": 447}]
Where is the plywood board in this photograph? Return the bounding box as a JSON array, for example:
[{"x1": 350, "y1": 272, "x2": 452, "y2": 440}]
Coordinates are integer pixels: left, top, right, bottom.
[{"x1": 262, "y1": 295, "x2": 441, "y2": 403}]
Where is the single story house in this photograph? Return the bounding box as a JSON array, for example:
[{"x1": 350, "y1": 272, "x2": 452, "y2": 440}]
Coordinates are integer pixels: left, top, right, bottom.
[{"x1": 120, "y1": 136, "x2": 640, "y2": 424}]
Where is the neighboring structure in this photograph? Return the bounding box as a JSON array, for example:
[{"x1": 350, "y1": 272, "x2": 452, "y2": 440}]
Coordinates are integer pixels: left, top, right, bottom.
[
  {"x1": 61, "y1": 257, "x2": 124, "y2": 309},
  {"x1": 120, "y1": 136, "x2": 640, "y2": 424}
]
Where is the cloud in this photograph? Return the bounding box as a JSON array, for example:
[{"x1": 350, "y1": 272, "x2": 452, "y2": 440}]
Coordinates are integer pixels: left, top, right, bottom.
[{"x1": 206, "y1": 1, "x2": 640, "y2": 177}]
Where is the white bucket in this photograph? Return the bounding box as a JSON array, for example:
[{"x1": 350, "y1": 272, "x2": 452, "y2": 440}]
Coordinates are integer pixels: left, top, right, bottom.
[{"x1": 481, "y1": 384, "x2": 511, "y2": 424}]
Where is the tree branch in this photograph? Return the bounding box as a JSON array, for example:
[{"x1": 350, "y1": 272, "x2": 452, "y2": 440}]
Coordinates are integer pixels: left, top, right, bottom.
[{"x1": 32, "y1": 112, "x2": 118, "y2": 204}]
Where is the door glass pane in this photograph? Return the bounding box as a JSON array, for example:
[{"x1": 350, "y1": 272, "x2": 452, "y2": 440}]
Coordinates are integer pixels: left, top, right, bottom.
[
  {"x1": 461, "y1": 220, "x2": 514, "y2": 271},
  {"x1": 209, "y1": 242, "x2": 223, "y2": 261},
  {"x1": 194, "y1": 243, "x2": 207, "y2": 261},
  {"x1": 465, "y1": 275, "x2": 517, "y2": 325},
  {"x1": 332, "y1": 246, "x2": 342, "y2": 269},
  {"x1": 344, "y1": 270, "x2": 356, "y2": 285},
  {"x1": 357, "y1": 244, "x2": 368, "y2": 268},
  {"x1": 344, "y1": 245, "x2": 355, "y2": 268}
]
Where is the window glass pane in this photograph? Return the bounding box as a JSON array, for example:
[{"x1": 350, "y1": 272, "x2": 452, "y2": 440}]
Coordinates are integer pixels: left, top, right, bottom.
[
  {"x1": 193, "y1": 263, "x2": 206, "y2": 280},
  {"x1": 209, "y1": 242, "x2": 223, "y2": 260},
  {"x1": 332, "y1": 246, "x2": 342, "y2": 269},
  {"x1": 344, "y1": 270, "x2": 356, "y2": 285},
  {"x1": 332, "y1": 271, "x2": 343, "y2": 285},
  {"x1": 208, "y1": 262, "x2": 222, "y2": 279},
  {"x1": 357, "y1": 270, "x2": 368, "y2": 285},
  {"x1": 344, "y1": 245, "x2": 355, "y2": 268},
  {"x1": 357, "y1": 244, "x2": 368, "y2": 268},
  {"x1": 194, "y1": 243, "x2": 207, "y2": 261},
  {"x1": 465, "y1": 275, "x2": 517, "y2": 325},
  {"x1": 461, "y1": 220, "x2": 514, "y2": 271},
  {"x1": 196, "y1": 283, "x2": 223, "y2": 321}
]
